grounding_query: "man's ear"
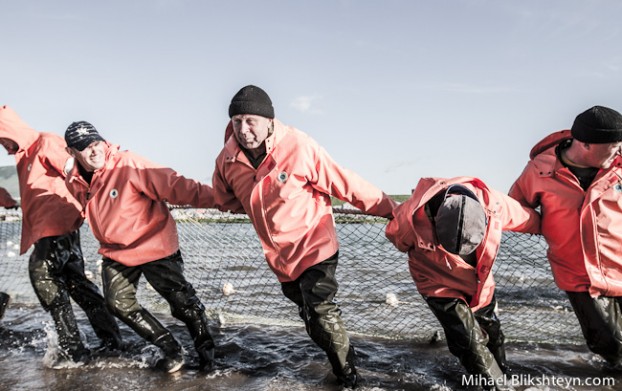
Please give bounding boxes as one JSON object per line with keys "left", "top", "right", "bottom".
{"left": 63, "top": 157, "right": 75, "bottom": 176}
{"left": 65, "top": 146, "right": 75, "bottom": 156}
{"left": 268, "top": 120, "right": 274, "bottom": 135}
{"left": 582, "top": 142, "right": 591, "bottom": 150}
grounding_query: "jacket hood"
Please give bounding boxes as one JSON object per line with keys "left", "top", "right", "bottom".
{"left": 389, "top": 176, "right": 489, "bottom": 253}
{"left": 0, "top": 106, "right": 40, "bottom": 152}
{"left": 529, "top": 130, "right": 572, "bottom": 160}
{"left": 410, "top": 177, "right": 489, "bottom": 215}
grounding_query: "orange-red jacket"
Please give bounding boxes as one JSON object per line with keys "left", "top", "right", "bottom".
{"left": 509, "top": 130, "right": 622, "bottom": 297}
{"left": 0, "top": 187, "right": 17, "bottom": 208}
{"left": 212, "top": 119, "right": 397, "bottom": 282}
{"left": 386, "top": 177, "right": 540, "bottom": 310}
{"left": 65, "top": 144, "right": 214, "bottom": 266}
{"left": 0, "top": 106, "right": 83, "bottom": 254}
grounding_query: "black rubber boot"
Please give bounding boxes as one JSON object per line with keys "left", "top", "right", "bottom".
{"left": 488, "top": 344, "right": 508, "bottom": 374}
{"left": 479, "top": 360, "right": 508, "bottom": 391}
{"left": 49, "top": 303, "right": 91, "bottom": 364}
{"left": 185, "top": 312, "right": 215, "bottom": 371}
{"left": 125, "top": 309, "right": 183, "bottom": 373}
{"left": 331, "top": 345, "right": 359, "bottom": 389}
{"left": 77, "top": 306, "right": 122, "bottom": 352}
{"left": 0, "top": 292, "right": 9, "bottom": 320}
{"left": 77, "top": 301, "right": 123, "bottom": 351}
{"left": 153, "top": 333, "right": 184, "bottom": 373}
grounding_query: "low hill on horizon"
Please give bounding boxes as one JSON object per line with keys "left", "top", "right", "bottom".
{"left": 0, "top": 166, "right": 18, "bottom": 199}
{"left": 0, "top": 165, "right": 408, "bottom": 205}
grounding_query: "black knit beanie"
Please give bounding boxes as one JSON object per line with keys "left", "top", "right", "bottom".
{"left": 228, "top": 85, "right": 275, "bottom": 119}
{"left": 571, "top": 105, "right": 622, "bottom": 144}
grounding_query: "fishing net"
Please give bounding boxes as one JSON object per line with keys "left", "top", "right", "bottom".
{"left": 0, "top": 207, "right": 581, "bottom": 344}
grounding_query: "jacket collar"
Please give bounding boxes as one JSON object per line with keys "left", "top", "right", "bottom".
{"left": 529, "top": 129, "right": 572, "bottom": 160}
{"left": 528, "top": 130, "right": 622, "bottom": 178}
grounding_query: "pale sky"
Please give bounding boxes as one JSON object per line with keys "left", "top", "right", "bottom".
{"left": 1, "top": 0, "right": 621, "bottom": 194}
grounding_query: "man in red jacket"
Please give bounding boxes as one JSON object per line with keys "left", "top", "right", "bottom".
{"left": 64, "top": 121, "right": 215, "bottom": 373}
{"left": 0, "top": 186, "right": 18, "bottom": 321}
{"left": 212, "top": 85, "right": 397, "bottom": 388}
{"left": 386, "top": 177, "right": 539, "bottom": 390}
{"left": 510, "top": 106, "right": 622, "bottom": 369}
{"left": 0, "top": 106, "right": 121, "bottom": 364}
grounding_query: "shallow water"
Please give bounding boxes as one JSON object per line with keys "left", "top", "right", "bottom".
{"left": 0, "top": 214, "right": 619, "bottom": 390}
{"left": 1, "top": 305, "right": 622, "bottom": 391}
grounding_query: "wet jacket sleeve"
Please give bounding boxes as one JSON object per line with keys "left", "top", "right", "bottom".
{"left": 489, "top": 188, "right": 541, "bottom": 234}
{"left": 211, "top": 163, "right": 245, "bottom": 214}
{"left": 40, "top": 137, "right": 70, "bottom": 179}
{"left": 309, "top": 142, "right": 397, "bottom": 218}
{"left": 133, "top": 155, "right": 214, "bottom": 208}
{"left": 508, "top": 163, "right": 541, "bottom": 209}
{"left": 385, "top": 205, "right": 414, "bottom": 253}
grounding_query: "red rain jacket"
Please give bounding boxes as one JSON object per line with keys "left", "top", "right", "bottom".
{"left": 0, "top": 106, "right": 83, "bottom": 254}
{"left": 65, "top": 144, "right": 214, "bottom": 266}
{"left": 510, "top": 130, "right": 622, "bottom": 297}
{"left": 387, "top": 177, "right": 540, "bottom": 310}
{"left": 212, "top": 119, "right": 397, "bottom": 282}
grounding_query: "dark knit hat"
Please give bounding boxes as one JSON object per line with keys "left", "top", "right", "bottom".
{"left": 65, "top": 121, "right": 105, "bottom": 151}
{"left": 228, "top": 85, "right": 275, "bottom": 119}
{"left": 571, "top": 105, "right": 622, "bottom": 144}
{"left": 433, "top": 184, "right": 487, "bottom": 256}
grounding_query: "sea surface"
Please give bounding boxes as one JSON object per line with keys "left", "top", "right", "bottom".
{"left": 1, "top": 306, "right": 620, "bottom": 391}
{"left": 0, "top": 211, "right": 621, "bottom": 390}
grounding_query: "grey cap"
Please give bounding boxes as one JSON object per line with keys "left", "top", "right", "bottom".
{"left": 433, "top": 184, "right": 487, "bottom": 256}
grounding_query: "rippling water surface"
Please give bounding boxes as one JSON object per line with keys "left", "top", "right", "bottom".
{"left": 1, "top": 304, "right": 622, "bottom": 391}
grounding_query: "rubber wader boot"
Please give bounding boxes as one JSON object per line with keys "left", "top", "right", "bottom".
{"left": 331, "top": 345, "right": 358, "bottom": 389}
{"left": 0, "top": 292, "right": 9, "bottom": 320}
{"left": 49, "top": 303, "right": 91, "bottom": 364}
{"left": 82, "top": 306, "right": 123, "bottom": 351}
{"left": 489, "top": 344, "right": 508, "bottom": 373}
{"left": 127, "top": 309, "right": 183, "bottom": 373}
{"left": 153, "top": 333, "right": 184, "bottom": 373}
{"left": 480, "top": 360, "right": 508, "bottom": 391}
{"left": 186, "top": 312, "right": 215, "bottom": 370}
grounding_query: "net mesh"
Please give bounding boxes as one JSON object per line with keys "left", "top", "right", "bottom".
{"left": 0, "top": 207, "right": 581, "bottom": 344}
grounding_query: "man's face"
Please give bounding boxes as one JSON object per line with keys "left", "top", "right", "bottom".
{"left": 69, "top": 141, "right": 107, "bottom": 172}
{"left": 231, "top": 114, "right": 272, "bottom": 150}
{"left": 0, "top": 138, "right": 18, "bottom": 155}
{"left": 584, "top": 141, "right": 622, "bottom": 169}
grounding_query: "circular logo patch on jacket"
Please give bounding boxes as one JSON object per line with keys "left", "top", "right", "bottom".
{"left": 277, "top": 171, "right": 288, "bottom": 183}
{"left": 110, "top": 189, "right": 119, "bottom": 198}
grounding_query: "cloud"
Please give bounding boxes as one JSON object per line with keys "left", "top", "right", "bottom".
{"left": 290, "top": 95, "right": 323, "bottom": 114}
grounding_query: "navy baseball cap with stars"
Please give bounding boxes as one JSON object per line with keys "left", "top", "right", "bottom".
{"left": 65, "top": 121, "right": 105, "bottom": 151}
